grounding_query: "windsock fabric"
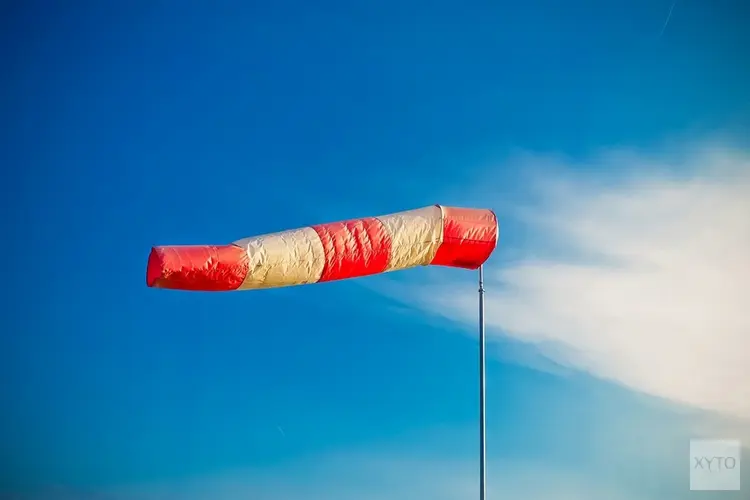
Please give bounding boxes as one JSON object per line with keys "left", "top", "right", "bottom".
{"left": 146, "top": 205, "right": 498, "bottom": 291}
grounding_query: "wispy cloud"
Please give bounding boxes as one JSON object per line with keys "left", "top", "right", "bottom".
{"left": 386, "top": 141, "right": 750, "bottom": 421}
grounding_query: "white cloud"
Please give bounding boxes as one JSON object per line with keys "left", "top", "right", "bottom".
{"left": 399, "top": 142, "right": 750, "bottom": 420}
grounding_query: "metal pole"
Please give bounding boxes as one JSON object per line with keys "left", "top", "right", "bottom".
{"left": 479, "top": 264, "right": 486, "bottom": 500}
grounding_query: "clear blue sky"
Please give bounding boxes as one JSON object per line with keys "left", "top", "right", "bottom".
{"left": 2, "top": 1, "right": 748, "bottom": 498}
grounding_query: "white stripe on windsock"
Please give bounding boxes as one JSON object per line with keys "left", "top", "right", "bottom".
{"left": 234, "top": 226, "right": 326, "bottom": 290}
{"left": 378, "top": 205, "right": 444, "bottom": 272}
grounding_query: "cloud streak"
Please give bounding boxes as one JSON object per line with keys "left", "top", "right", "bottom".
{"left": 398, "top": 141, "right": 750, "bottom": 420}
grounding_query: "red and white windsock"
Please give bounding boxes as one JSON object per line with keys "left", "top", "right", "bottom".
{"left": 146, "top": 205, "right": 498, "bottom": 291}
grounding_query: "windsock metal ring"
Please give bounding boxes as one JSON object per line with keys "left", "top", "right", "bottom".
{"left": 146, "top": 205, "right": 498, "bottom": 291}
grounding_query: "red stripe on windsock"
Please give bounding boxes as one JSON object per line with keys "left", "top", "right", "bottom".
{"left": 313, "top": 217, "right": 392, "bottom": 282}
{"left": 146, "top": 245, "right": 249, "bottom": 291}
{"left": 431, "top": 206, "right": 498, "bottom": 269}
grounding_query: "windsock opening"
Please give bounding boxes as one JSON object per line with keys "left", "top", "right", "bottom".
{"left": 146, "top": 245, "right": 249, "bottom": 291}
{"left": 430, "top": 206, "right": 498, "bottom": 270}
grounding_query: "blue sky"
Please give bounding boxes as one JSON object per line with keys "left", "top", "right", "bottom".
{"left": 2, "top": 1, "right": 749, "bottom": 498}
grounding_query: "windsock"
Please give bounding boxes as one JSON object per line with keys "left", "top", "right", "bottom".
{"left": 146, "top": 205, "right": 498, "bottom": 291}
